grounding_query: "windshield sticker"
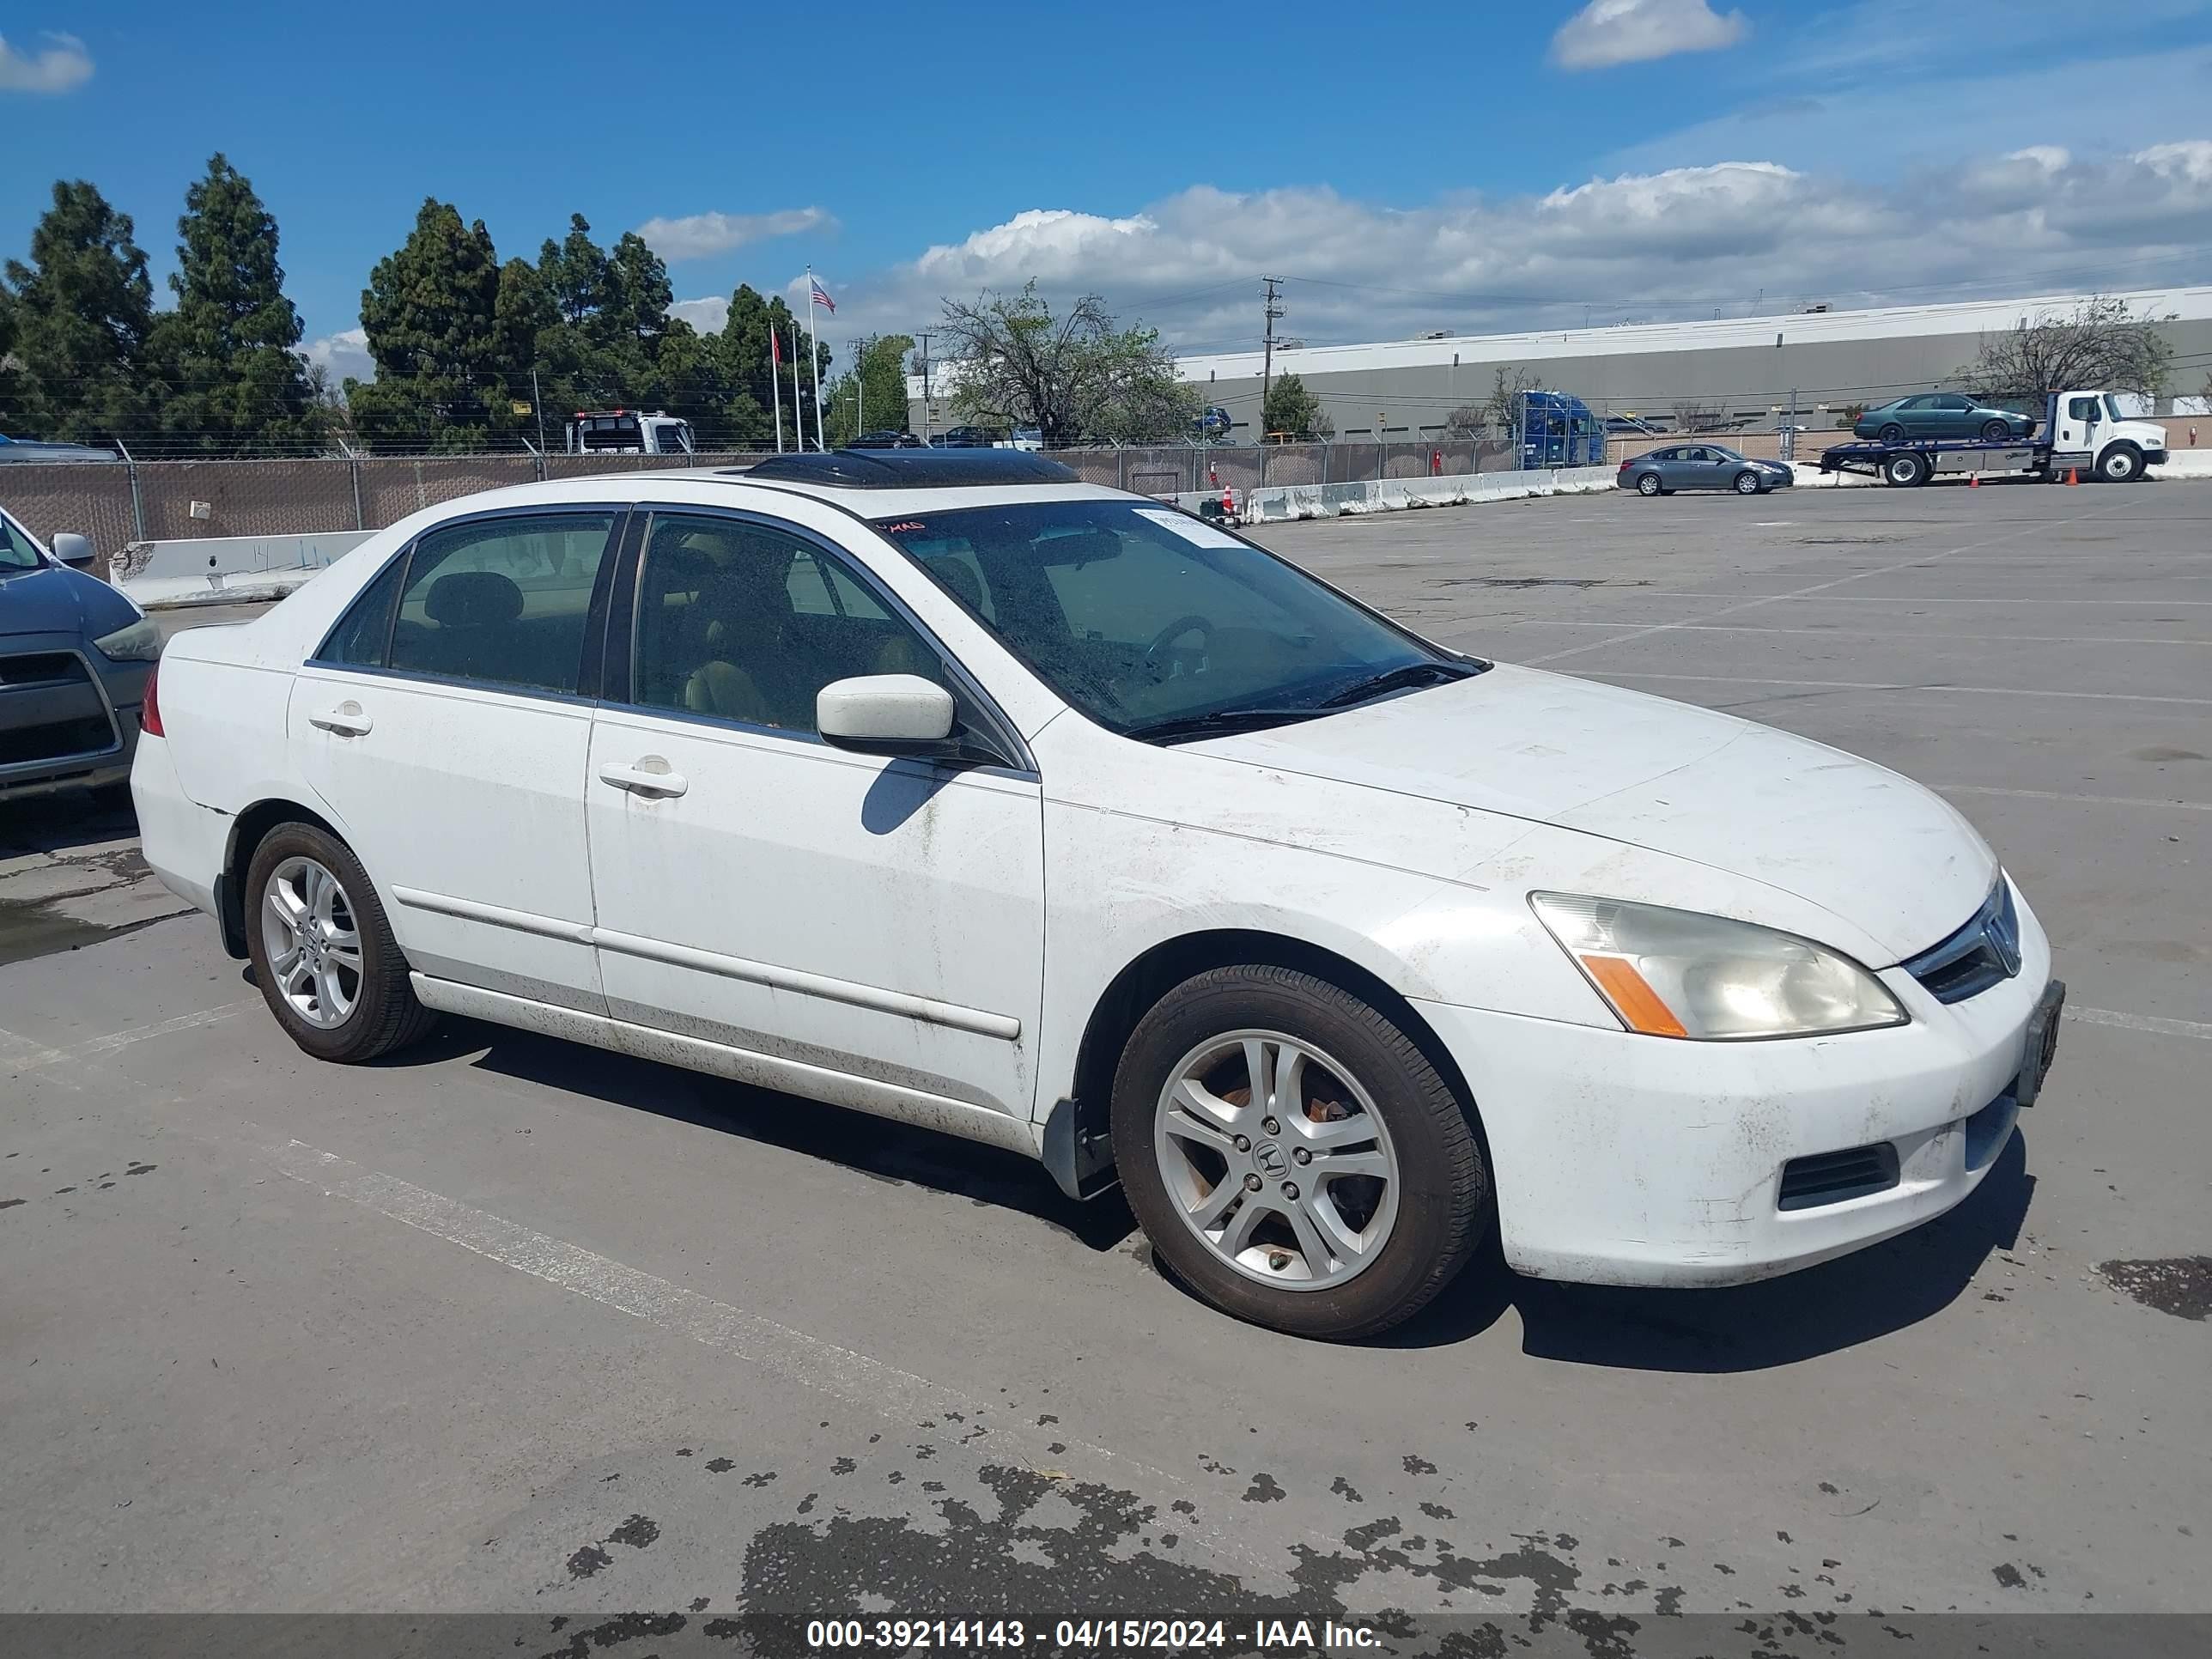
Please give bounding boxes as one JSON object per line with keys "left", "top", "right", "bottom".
{"left": 1133, "top": 507, "right": 1244, "bottom": 550}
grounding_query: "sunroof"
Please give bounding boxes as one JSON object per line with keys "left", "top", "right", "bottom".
{"left": 734, "top": 450, "right": 1082, "bottom": 488}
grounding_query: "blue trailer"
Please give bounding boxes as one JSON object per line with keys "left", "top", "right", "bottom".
{"left": 1519, "top": 392, "right": 1605, "bottom": 468}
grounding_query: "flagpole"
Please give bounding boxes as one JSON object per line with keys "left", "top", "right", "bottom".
{"left": 770, "top": 323, "right": 785, "bottom": 453}
{"left": 807, "top": 268, "right": 826, "bottom": 451}
{"left": 789, "top": 322, "right": 805, "bottom": 449}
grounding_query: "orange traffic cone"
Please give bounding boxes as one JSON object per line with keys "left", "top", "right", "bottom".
{"left": 1222, "top": 485, "right": 1235, "bottom": 518}
{"left": 1968, "top": 472, "right": 1979, "bottom": 488}
{"left": 2065, "top": 467, "right": 2079, "bottom": 485}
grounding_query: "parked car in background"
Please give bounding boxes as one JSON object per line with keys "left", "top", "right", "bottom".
{"left": 937, "top": 425, "right": 1001, "bottom": 448}
{"left": 1618, "top": 444, "right": 1794, "bottom": 496}
{"left": 0, "top": 432, "right": 119, "bottom": 464}
{"left": 2, "top": 506, "right": 159, "bottom": 802}
{"left": 998, "top": 427, "right": 1044, "bottom": 453}
{"left": 136, "top": 449, "right": 2057, "bottom": 1340}
{"left": 848, "top": 430, "right": 925, "bottom": 449}
{"left": 1854, "top": 394, "right": 2037, "bottom": 444}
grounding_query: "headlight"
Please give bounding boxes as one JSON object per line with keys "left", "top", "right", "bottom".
{"left": 92, "top": 617, "right": 162, "bottom": 662}
{"left": 1530, "top": 892, "right": 1906, "bottom": 1040}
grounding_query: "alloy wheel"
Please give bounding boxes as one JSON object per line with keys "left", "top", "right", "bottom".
{"left": 261, "top": 855, "right": 364, "bottom": 1029}
{"left": 1152, "top": 1030, "right": 1401, "bottom": 1291}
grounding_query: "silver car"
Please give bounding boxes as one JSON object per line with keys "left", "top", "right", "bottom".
{"left": 1, "top": 506, "right": 160, "bottom": 802}
{"left": 1618, "top": 444, "right": 1794, "bottom": 496}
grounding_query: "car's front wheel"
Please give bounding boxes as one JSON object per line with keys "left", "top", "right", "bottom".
{"left": 1110, "top": 964, "right": 1486, "bottom": 1339}
{"left": 1733, "top": 470, "right": 1762, "bottom": 495}
{"left": 1980, "top": 419, "right": 2012, "bottom": 442}
{"left": 245, "top": 822, "right": 437, "bottom": 1063}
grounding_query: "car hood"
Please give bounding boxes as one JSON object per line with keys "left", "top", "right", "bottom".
{"left": 1193, "top": 664, "right": 1994, "bottom": 961}
{"left": 0, "top": 563, "right": 93, "bottom": 635}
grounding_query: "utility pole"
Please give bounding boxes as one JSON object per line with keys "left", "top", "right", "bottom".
{"left": 1260, "top": 276, "right": 1285, "bottom": 439}
{"left": 532, "top": 368, "right": 547, "bottom": 455}
{"left": 916, "top": 332, "right": 933, "bottom": 441}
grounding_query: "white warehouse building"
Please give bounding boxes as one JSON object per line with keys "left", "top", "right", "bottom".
{"left": 909, "top": 285, "right": 2212, "bottom": 442}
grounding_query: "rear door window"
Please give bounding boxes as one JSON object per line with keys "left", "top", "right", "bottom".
{"left": 386, "top": 513, "right": 617, "bottom": 695}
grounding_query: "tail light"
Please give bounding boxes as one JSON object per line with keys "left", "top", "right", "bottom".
{"left": 139, "top": 662, "right": 163, "bottom": 737}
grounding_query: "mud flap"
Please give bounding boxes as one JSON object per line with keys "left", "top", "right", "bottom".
{"left": 1041, "top": 1097, "right": 1119, "bottom": 1200}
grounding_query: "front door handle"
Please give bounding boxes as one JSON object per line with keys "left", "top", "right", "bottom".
{"left": 598, "top": 758, "right": 689, "bottom": 799}
{"left": 309, "top": 702, "right": 372, "bottom": 737}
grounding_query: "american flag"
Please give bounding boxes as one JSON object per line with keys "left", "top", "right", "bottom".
{"left": 810, "top": 276, "right": 836, "bottom": 313}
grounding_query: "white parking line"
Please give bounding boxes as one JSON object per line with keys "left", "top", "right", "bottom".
{"left": 1, "top": 1000, "right": 257, "bottom": 1073}
{"left": 1631, "top": 593, "right": 2212, "bottom": 607}
{"left": 2068, "top": 1006, "right": 2212, "bottom": 1041}
{"left": 1512, "top": 622, "right": 2212, "bottom": 648}
{"left": 1526, "top": 497, "right": 2137, "bottom": 666}
{"left": 1576, "top": 671, "right": 2212, "bottom": 706}
{"left": 1937, "top": 785, "right": 2212, "bottom": 813}
{"left": 262, "top": 1136, "right": 1299, "bottom": 1580}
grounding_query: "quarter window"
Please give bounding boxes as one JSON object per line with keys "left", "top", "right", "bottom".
{"left": 384, "top": 512, "right": 617, "bottom": 694}
{"left": 629, "top": 514, "right": 944, "bottom": 734}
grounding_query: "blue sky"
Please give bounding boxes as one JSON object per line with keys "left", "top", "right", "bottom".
{"left": 6, "top": 0, "right": 2210, "bottom": 379}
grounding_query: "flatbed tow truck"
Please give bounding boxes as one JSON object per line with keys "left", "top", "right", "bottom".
{"left": 1820, "top": 389, "right": 2168, "bottom": 487}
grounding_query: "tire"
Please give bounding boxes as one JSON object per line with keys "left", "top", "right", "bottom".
{"left": 1877, "top": 422, "right": 1906, "bottom": 443}
{"left": 1883, "top": 452, "right": 1928, "bottom": 487}
{"left": 1109, "top": 964, "right": 1486, "bottom": 1340}
{"left": 244, "top": 822, "right": 438, "bottom": 1063}
{"left": 2094, "top": 444, "right": 2141, "bottom": 483}
{"left": 1732, "top": 470, "right": 1762, "bottom": 495}
{"left": 1980, "top": 419, "right": 2011, "bottom": 442}
{"left": 1636, "top": 473, "right": 1661, "bottom": 496}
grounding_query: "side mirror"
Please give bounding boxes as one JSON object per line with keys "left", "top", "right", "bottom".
{"left": 817, "top": 674, "right": 957, "bottom": 755}
{"left": 52, "top": 532, "right": 96, "bottom": 569}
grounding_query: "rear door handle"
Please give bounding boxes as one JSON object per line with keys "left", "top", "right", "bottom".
{"left": 309, "top": 702, "right": 372, "bottom": 737}
{"left": 598, "top": 758, "right": 689, "bottom": 799}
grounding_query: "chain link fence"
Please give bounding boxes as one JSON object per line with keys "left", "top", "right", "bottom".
{"left": 8, "top": 438, "right": 1559, "bottom": 559}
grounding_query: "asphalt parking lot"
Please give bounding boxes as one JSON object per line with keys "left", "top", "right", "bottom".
{"left": 3, "top": 483, "right": 2206, "bottom": 1647}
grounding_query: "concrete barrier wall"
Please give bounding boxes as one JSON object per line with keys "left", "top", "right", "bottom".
{"left": 1218, "top": 465, "right": 1619, "bottom": 524}
{"left": 115, "top": 529, "right": 377, "bottom": 608}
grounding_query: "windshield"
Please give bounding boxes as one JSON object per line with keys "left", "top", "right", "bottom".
{"left": 872, "top": 499, "right": 1479, "bottom": 739}
{"left": 2104, "top": 395, "right": 2130, "bottom": 423}
{"left": 0, "top": 514, "right": 46, "bottom": 572}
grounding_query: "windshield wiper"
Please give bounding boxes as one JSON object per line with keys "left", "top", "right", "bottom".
{"left": 1122, "top": 707, "right": 1321, "bottom": 744}
{"left": 1315, "top": 659, "right": 1478, "bottom": 709}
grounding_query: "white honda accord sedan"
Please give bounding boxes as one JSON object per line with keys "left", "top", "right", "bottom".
{"left": 132, "top": 450, "right": 2063, "bottom": 1338}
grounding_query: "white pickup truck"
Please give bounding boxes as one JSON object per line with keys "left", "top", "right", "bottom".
{"left": 565, "top": 410, "right": 696, "bottom": 456}
{"left": 1820, "top": 390, "right": 2169, "bottom": 486}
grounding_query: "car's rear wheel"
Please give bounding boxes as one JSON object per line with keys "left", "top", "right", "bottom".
{"left": 1110, "top": 964, "right": 1486, "bottom": 1340}
{"left": 1979, "top": 419, "right": 2011, "bottom": 442}
{"left": 246, "top": 823, "right": 437, "bottom": 1063}
{"left": 1733, "top": 470, "right": 1762, "bottom": 495}
{"left": 1636, "top": 473, "right": 1661, "bottom": 496}
{"left": 1884, "top": 451, "right": 1929, "bottom": 487}
{"left": 1877, "top": 422, "right": 1906, "bottom": 443}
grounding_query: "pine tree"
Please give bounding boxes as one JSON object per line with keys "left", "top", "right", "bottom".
{"left": 150, "top": 155, "right": 319, "bottom": 455}
{"left": 0, "top": 180, "right": 159, "bottom": 445}
{"left": 350, "top": 198, "right": 503, "bottom": 451}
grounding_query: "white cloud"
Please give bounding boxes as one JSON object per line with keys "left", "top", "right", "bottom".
{"left": 0, "top": 29, "right": 93, "bottom": 93}
{"left": 633, "top": 206, "right": 832, "bottom": 261}
{"left": 669, "top": 295, "right": 729, "bottom": 333}
{"left": 1552, "top": 0, "right": 1748, "bottom": 70}
{"left": 298, "top": 327, "right": 373, "bottom": 386}
{"left": 802, "top": 141, "right": 2212, "bottom": 356}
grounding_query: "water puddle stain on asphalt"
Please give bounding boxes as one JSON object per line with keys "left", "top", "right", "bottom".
{"left": 2096, "top": 1256, "right": 2211, "bottom": 1320}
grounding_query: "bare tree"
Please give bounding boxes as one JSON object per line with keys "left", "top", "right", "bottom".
{"left": 1445, "top": 403, "right": 1486, "bottom": 437}
{"left": 937, "top": 281, "right": 1195, "bottom": 447}
{"left": 1957, "top": 295, "right": 2176, "bottom": 402}
{"left": 1482, "top": 367, "right": 1546, "bottom": 436}
{"left": 1671, "top": 399, "right": 1725, "bottom": 434}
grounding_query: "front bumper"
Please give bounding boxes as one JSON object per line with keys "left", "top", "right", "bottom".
{"left": 1413, "top": 892, "right": 2053, "bottom": 1286}
{"left": 0, "top": 637, "right": 148, "bottom": 801}
{"left": 2146, "top": 448, "right": 2170, "bottom": 467}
